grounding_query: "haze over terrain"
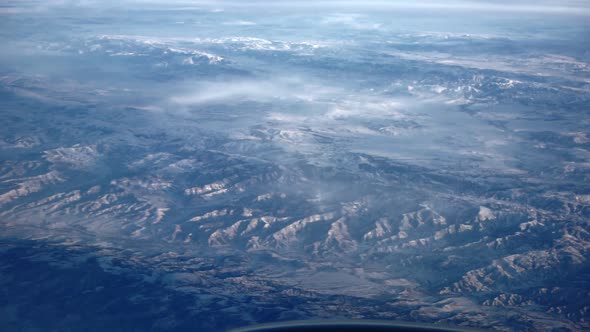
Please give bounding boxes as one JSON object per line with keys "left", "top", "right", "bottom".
{"left": 1, "top": 1, "right": 589, "bottom": 331}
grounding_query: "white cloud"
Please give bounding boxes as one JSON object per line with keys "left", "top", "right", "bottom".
{"left": 168, "top": 78, "right": 340, "bottom": 106}
{"left": 169, "top": 80, "right": 290, "bottom": 105}
{"left": 222, "top": 20, "right": 257, "bottom": 26}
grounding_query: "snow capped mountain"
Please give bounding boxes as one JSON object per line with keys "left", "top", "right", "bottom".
{"left": 1, "top": 1, "right": 589, "bottom": 331}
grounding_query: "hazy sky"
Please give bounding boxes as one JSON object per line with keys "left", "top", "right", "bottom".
{"left": 2, "top": 0, "right": 590, "bottom": 14}
{"left": 128, "top": 0, "right": 590, "bottom": 13}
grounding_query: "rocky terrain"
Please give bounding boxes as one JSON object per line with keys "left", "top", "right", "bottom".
{"left": 1, "top": 1, "right": 589, "bottom": 331}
